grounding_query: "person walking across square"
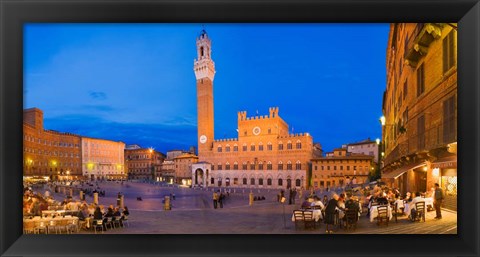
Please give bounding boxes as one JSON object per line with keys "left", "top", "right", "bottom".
{"left": 434, "top": 183, "right": 444, "bottom": 219}
{"left": 213, "top": 191, "right": 219, "bottom": 209}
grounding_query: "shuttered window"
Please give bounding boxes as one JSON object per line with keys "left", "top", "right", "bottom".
{"left": 443, "top": 31, "right": 455, "bottom": 73}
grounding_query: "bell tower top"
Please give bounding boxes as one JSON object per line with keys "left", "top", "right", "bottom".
{"left": 194, "top": 29, "right": 215, "bottom": 81}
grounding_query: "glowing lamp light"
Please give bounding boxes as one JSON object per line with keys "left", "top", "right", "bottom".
{"left": 380, "top": 116, "right": 386, "bottom": 126}
{"left": 432, "top": 168, "right": 440, "bottom": 177}
{"left": 423, "top": 166, "right": 428, "bottom": 172}
{"left": 376, "top": 138, "right": 380, "bottom": 145}
{"left": 381, "top": 152, "right": 385, "bottom": 157}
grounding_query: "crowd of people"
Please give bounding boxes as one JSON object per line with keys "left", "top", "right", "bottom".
{"left": 23, "top": 181, "right": 131, "bottom": 233}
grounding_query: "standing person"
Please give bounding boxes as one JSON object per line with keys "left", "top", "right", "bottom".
{"left": 324, "top": 193, "right": 339, "bottom": 234}
{"left": 219, "top": 192, "right": 224, "bottom": 208}
{"left": 433, "top": 183, "right": 445, "bottom": 219}
{"left": 288, "top": 187, "right": 293, "bottom": 205}
{"left": 292, "top": 188, "right": 297, "bottom": 204}
{"left": 212, "top": 191, "right": 218, "bottom": 209}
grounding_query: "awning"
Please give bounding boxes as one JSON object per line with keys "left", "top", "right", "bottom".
{"left": 431, "top": 155, "right": 457, "bottom": 169}
{"left": 382, "top": 162, "right": 426, "bottom": 179}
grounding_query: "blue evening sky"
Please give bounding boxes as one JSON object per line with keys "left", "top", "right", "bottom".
{"left": 24, "top": 23, "right": 389, "bottom": 153}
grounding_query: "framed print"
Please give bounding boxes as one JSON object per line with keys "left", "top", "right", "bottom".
{"left": 1, "top": 0, "right": 479, "bottom": 256}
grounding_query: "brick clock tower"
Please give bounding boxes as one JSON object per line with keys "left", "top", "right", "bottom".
{"left": 194, "top": 30, "right": 215, "bottom": 157}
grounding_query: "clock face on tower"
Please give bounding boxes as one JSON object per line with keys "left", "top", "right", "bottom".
{"left": 199, "top": 135, "right": 207, "bottom": 144}
{"left": 252, "top": 126, "right": 261, "bottom": 136}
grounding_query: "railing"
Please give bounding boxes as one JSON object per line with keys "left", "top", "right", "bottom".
{"left": 384, "top": 116, "right": 456, "bottom": 165}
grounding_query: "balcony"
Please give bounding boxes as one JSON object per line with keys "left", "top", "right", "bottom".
{"left": 404, "top": 23, "right": 444, "bottom": 67}
{"left": 384, "top": 116, "right": 456, "bottom": 165}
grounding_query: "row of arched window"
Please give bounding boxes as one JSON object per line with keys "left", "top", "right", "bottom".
{"left": 217, "top": 141, "right": 302, "bottom": 153}
{"left": 211, "top": 177, "right": 302, "bottom": 187}
{"left": 211, "top": 160, "right": 303, "bottom": 171}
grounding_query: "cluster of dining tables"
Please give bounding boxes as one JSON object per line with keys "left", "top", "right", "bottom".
{"left": 369, "top": 197, "right": 434, "bottom": 222}
{"left": 23, "top": 215, "right": 79, "bottom": 234}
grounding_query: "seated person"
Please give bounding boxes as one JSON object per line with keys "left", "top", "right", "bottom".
{"left": 311, "top": 196, "right": 325, "bottom": 210}
{"left": 93, "top": 206, "right": 103, "bottom": 220}
{"left": 409, "top": 192, "right": 426, "bottom": 220}
{"left": 376, "top": 193, "right": 389, "bottom": 205}
{"left": 301, "top": 197, "right": 311, "bottom": 209}
{"left": 104, "top": 205, "right": 115, "bottom": 217}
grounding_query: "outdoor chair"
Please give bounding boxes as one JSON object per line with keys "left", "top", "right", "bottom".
{"left": 23, "top": 221, "right": 36, "bottom": 234}
{"left": 303, "top": 210, "right": 316, "bottom": 230}
{"left": 104, "top": 217, "right": 114, "bottom": 229}
{"left": 413, "top": 202, "right": 426, "bottom": 222}
{"left": 391, "top": 202, "right": 398, "bottom": 223}
{"left": 93, "top": 219, "right": 104, "bottom": 234}
{"left": 293, "top": 210, "right": 304, "bottom": 230}
{"left": 121, "top": 215, "right": 129, "bottom": 227}
{"left": 68, "top": 218, "right": 79, "bottom": 233}
{"left": 58, "top": 219, "right": 70, "bottom": 234}
{"left": 376, "top": 205, "right": 389, "bottom": 226}
{"left": 47, "top": 220, "right": 60, "bottom": 234}
{"left": 34, "top": 221, "right": 48, "bottom": 234}
{"left": 344, "top": 209, "right": 358, "bottom": 231}
{"left": 112, "top": 216, "right": 122, "bottom": 228}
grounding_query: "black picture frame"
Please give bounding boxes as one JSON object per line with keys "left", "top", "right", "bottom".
{"left": 1, "top": 0, "right": 479, "bottom": 256}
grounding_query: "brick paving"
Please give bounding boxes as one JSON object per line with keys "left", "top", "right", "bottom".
{"left": 54, "top": 181, "right": 457, "bottom": 234}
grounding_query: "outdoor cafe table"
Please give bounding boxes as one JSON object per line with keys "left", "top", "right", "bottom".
{"left": 24, "top": 216, "right": 79, "bottom": 232}
{"left": 291, "top": 209, "right": 323, "bottom": 222}
{"left": 41, "top": 210, "right": 66, "bottom": 216}
{"left": 369, "top": 205, "right": 393, "bottom": 222}
{"left": 404, "top": 198, "right": 434, "bottom": 216}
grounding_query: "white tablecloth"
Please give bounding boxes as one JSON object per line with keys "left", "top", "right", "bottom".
{"left": 369, "top": 205, "right": 392, "bottom": 222}
{"left": 291, "top": 210, "right": 323, "bottom": 222}
{"left": 41, "top": 210, "right": 66, "bottom": 216}
{"left": 424, "top": 197, "right": 434, "bottom": 208}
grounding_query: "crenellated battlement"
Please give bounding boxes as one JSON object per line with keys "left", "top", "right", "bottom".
{"left": 278, "top": 133, "right": 311, "bottom": 139}
{"left": 214, "top": 138, "right": 239, "bottom": 142}
{"left": 238, "top": 107, "right": 280, "bottom": 121}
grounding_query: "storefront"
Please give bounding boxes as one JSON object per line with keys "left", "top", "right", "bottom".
{"left": 432, "top": 156, "right": 457, "bottom": 211}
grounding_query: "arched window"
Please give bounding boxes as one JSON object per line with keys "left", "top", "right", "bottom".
{"left": 243, "top": 178, "right": 247, "bottom": 185}
{"left": 250, "top": 143, "right": 255, "bottom": 151}
{"left": 200, "top": 46, "right": 204, "bottom": 57}
{"left": 233, "top": 144, "right": 238, "bottom": 152}
{"left": 267, "top": 161, "right": 272, "bottom": 170}
{"left": 296, "top": 161, "right": 302, "bottom": 170}
{"left": 278, "top": 179, "right": 283, "bottom": 186}
{"left": 296, "top": 179, "right": 301, "bottom": 187}
{"left": 217, "top": 163, "right": 222, "bottom": 170}
{"left": 259, "top": 178, "right": 264, "bottom": 185}
{"left": 233, "top": 162, "right": 238, "bottom": 170}
{"left": 258, "top": 143, "right": 264, "bottom": 151}
{"left": 250, "top": 162, "right": 255, "bottom": 170}
{"left": 258, "top": 162, "right": 264, "bottom": 170}
{"left": 287, "top": 141, "right": 293, "bottom": 150}
{"left": 296, "top": 140, "right": 302, "bottom": 149}
{"left": 225, "top": 145, "right": 231, "bottom": 152}
{"left": 250, "top": 178, "right": 255, "bottom": 185}
{"left": 242, "top": 162, "right": 247, "bottom": 170}
{"left": 267, "top": 178, "right": 272, "bottom": 185}
{"left": 217, "top": 145, "right": 222, "bottom": 153}
{"left": 278, "top": 161, "right": 283, "bottom": 170}
{"left": 225, "top": 162, "right": 230, "bottom": 170}
{"left": 287, "top": 161, "right": 292, "bottom": 170}
{"left": 242, "top": 143, "right": 247, "bottom": 151}
{"left": 267, "top": 142, "right": 273, "bottom": 151}
{"left": 278, "top": 142, "right": 284, "bottom": 150}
